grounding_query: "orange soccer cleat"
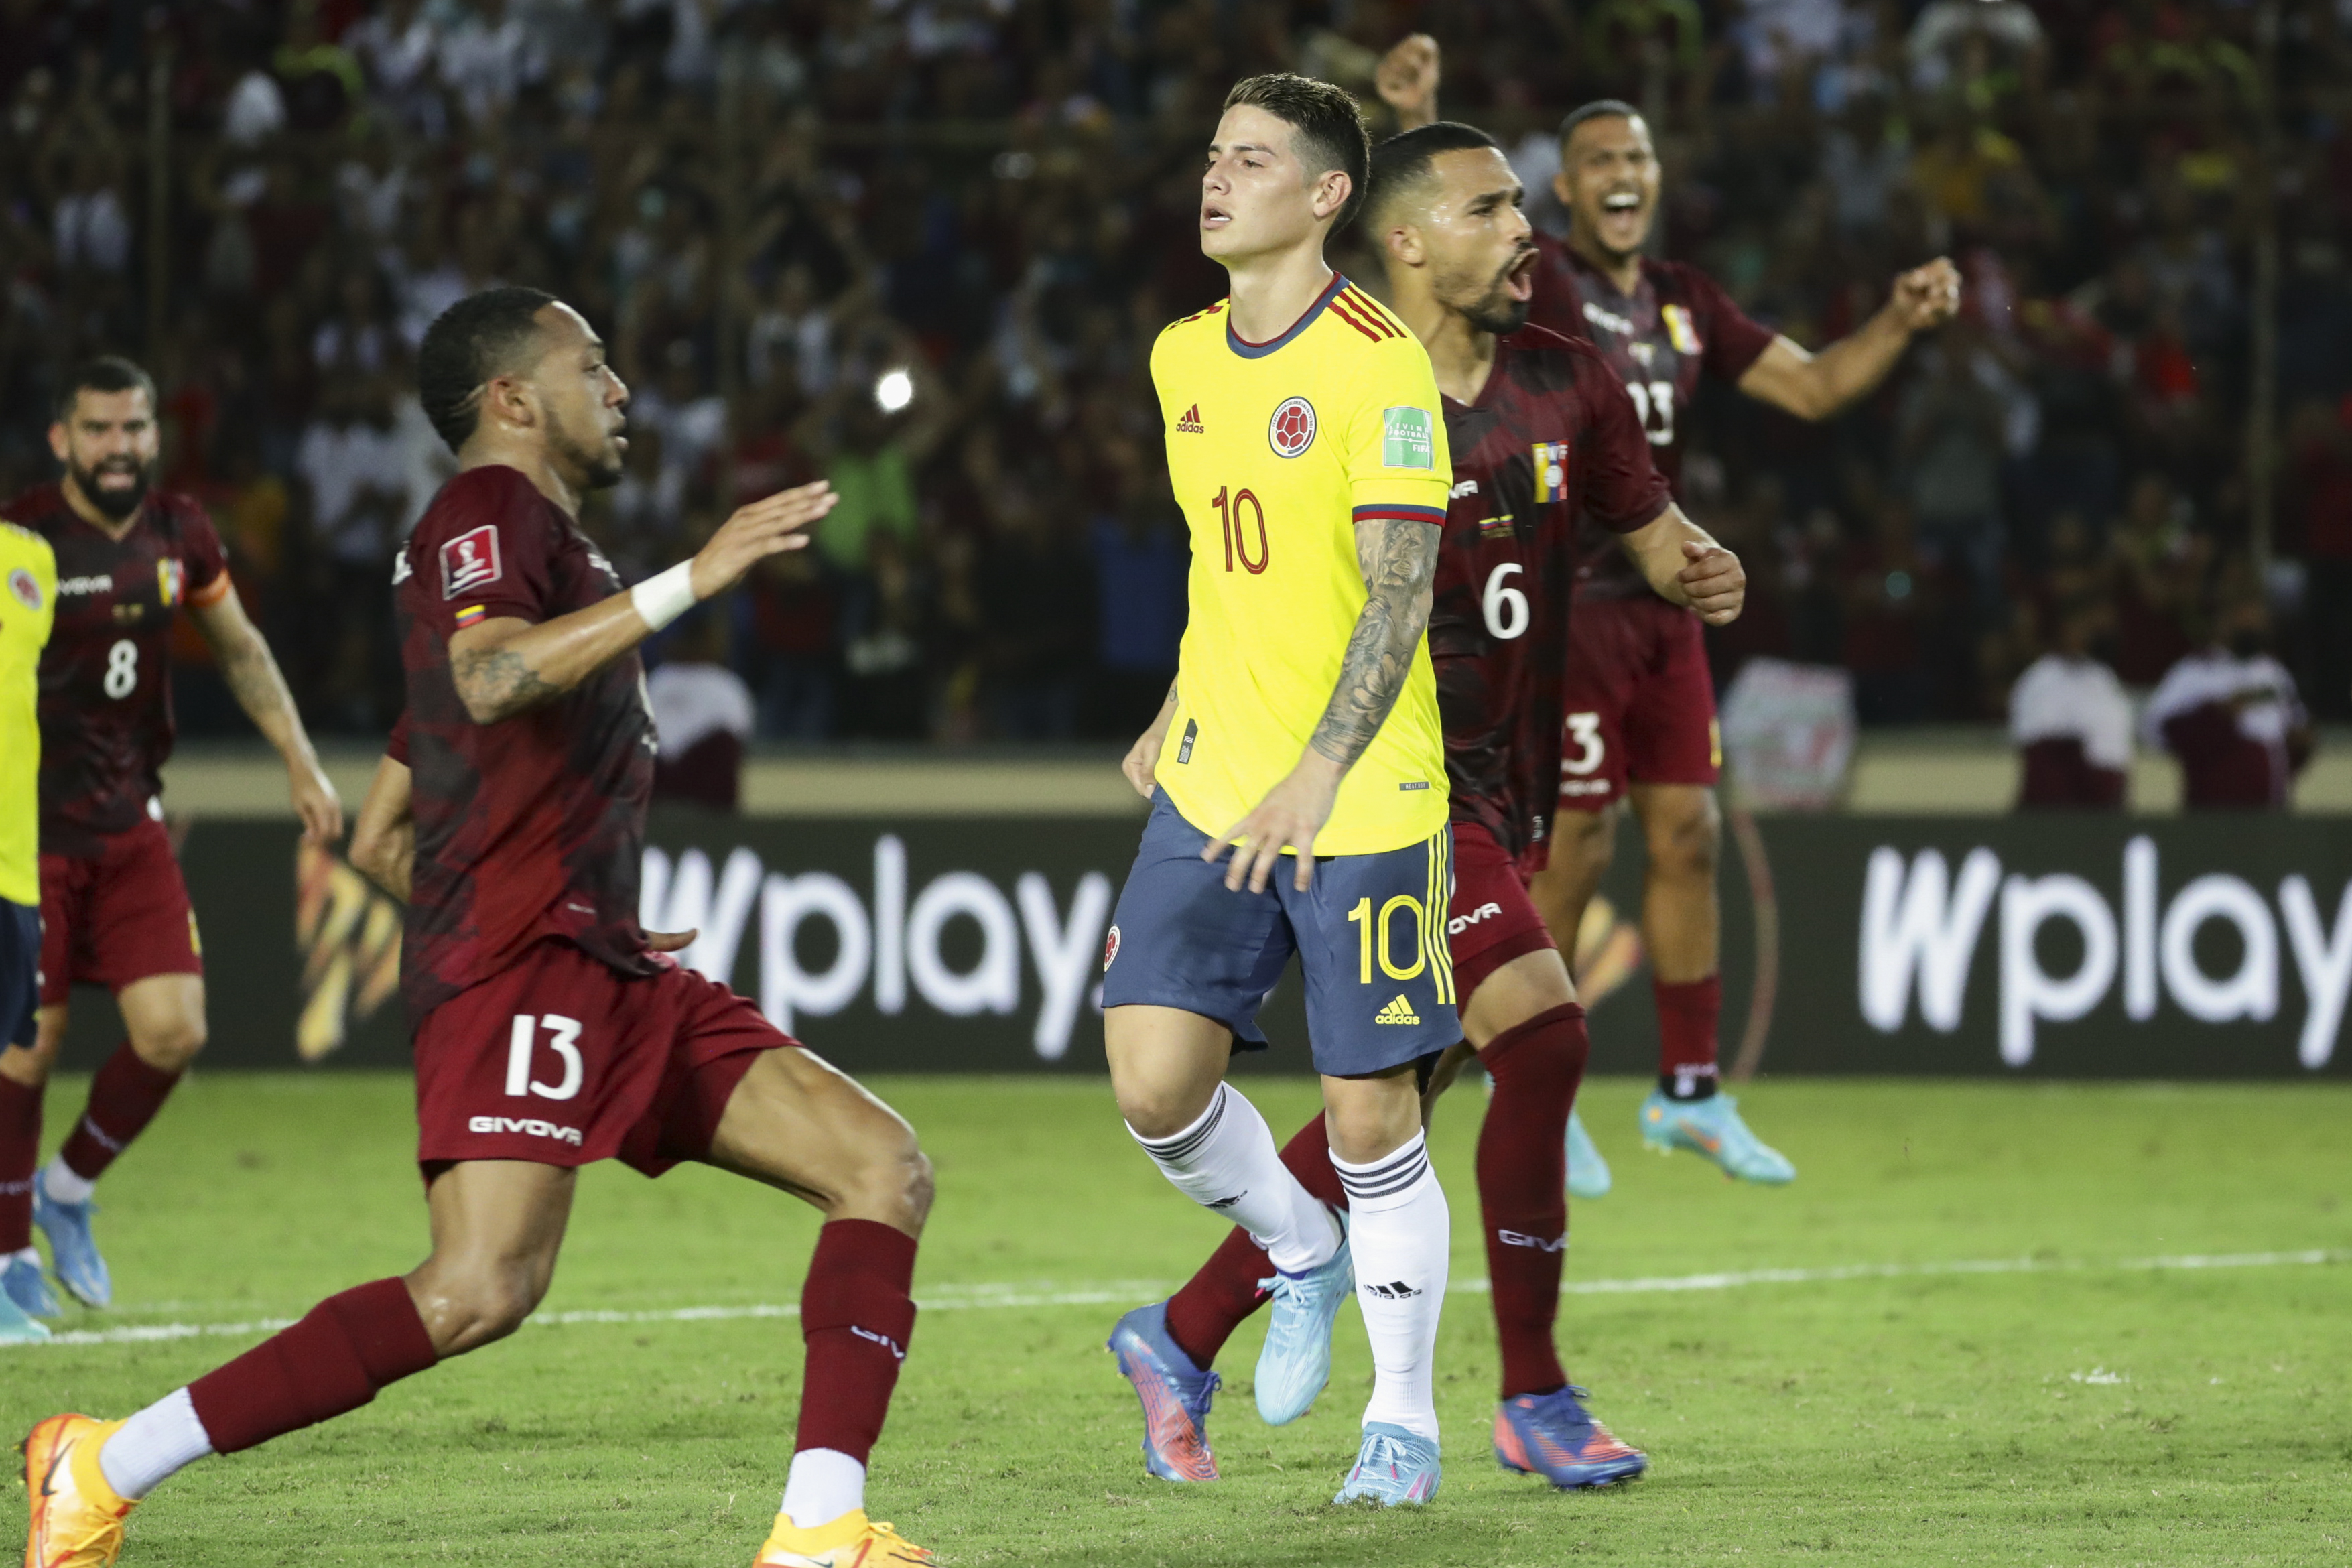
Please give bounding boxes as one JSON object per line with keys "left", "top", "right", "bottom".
{"left": 21, "top": 1415, "right": 135, "bottom": 1568}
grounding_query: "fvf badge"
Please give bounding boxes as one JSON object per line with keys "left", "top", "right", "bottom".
{"left": 1532, "top": 442, "right": 1571, "bottom": 503}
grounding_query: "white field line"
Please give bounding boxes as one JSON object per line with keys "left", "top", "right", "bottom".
{"left": 14, "top": 1250, "right": 2343, "bottom": 1350}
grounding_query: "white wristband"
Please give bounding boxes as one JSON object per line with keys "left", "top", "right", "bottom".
{"left": 629, "top": 561, "right": 697, "bottom": 633}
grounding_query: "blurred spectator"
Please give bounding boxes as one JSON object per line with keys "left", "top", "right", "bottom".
{"left": 650, "top": 612, "right": 753, "bottom": 811}
{"left": 2142, "top": 595, "right": 2315, "bottom": 811}
{"left": 2011, "top": 598, "right": 2131, "bottom": 809}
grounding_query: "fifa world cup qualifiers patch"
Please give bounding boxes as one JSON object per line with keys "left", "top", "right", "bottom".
{"left": 441, "top": 525, "right": 503, "bottom": 599}
{"left": 1382, "top": 407, "right": 1435, "bottom": 470}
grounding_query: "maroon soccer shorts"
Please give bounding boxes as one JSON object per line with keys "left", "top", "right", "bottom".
{"left": 412, "top": 939, "right": 795, "bottom": 1178}
{"left": 37, "top": 818, "right": 205, "bottom": 1006}
{"left": 1557, "top": 596, "right": 1722, "bottom": 815}
{"left": 1447, "top": 819, "right": 1559, "bottom": 1006}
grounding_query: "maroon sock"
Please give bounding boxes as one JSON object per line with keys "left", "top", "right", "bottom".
{"left": 187, "top": 1277, "right": 438, "bottom": 1453}
{"left": 1163, "top": 1113, "right": 1346, "bottom": 1370}
{"left": 1654, "top": 975, "right": 1723, "bottom": 1100}
{"left": 795, "top": 1219, "right": 918, "bottom": 1463}
{"left": 1478, "top": 1003, "right": 1589, "bottom": 1400}
{"left": 0, "top": 1076, "right": 38, "bottom": 1253}
{"left": 59, "top": 1041, "right": 182, "bottom": 1181}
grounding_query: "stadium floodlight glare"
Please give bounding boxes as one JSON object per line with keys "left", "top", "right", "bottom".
{"left": 874, "top": 367, "right": 914, "bottom": 413}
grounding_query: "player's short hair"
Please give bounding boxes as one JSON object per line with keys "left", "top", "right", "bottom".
{"left": 1222, "top": 73, "right": 1372, "bottom": 231}
{"left": 417, "top": 285, "right": 561, "bottom": 453}
{"left": 53, "top": 356, "right": 157, "bottom": 423}
{"left": 1364, "top": 121, "right": 1502, "bottom": 235}
{"left": 1558, "top": 98, "right": 1644, "bottom": 153}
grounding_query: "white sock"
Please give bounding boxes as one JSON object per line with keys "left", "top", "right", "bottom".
{"left": 1129, "top": 1083, "right": 1337, "bottom": 1275}
{"left": 7, "top": 1246, "right": 36, "bottom": 1268}
{"left": 780, "top": 1447, "right": 866, "bottom": 1529}
{"left": 99, "top": 1388, "right": 214, "bottom": 1500}
{"left": 1333, "top": 1131, "right": 1449, "bottom": 1445}
{"left": 41, "top": 1157, "right": 95, "bottom": 1207}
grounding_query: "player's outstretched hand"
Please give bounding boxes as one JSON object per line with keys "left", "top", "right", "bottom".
{"left": 1891, "top": 257, "right": 1962, "bottom": 332}
{"left": 1678, "top": 539, "right": 1746, "bottom": 625}
{"left": 290, "top": 757, "right": 344, "bottom": 845}
{"left": 688, "top": 482, "right": 837, "bottom": 602}
{"left": 1377, "top": 34, "right": 1441, "bottom": 129}
{"left": 645, "top": 928, "right": 700, "bottom": 952}
{"left": 1207, "top": 759, "right": 1342, "bottom": 894}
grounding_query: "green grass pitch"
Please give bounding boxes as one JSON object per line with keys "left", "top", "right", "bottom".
{"left": 5, "top": 1073, "right": 2349, "bottom": 1565}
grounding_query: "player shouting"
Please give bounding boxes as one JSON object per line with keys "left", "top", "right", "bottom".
{"left": 0, "top": 357, "right": 342, "bottom": 1319}
{"left": 1382, "top": 43, "right": 1957, "bottom": 1189}
{"left": 24, "top": 290, "right": 937, "bottom": 1568}
{"left": 1118, "top": 123, "right": 1748, "bottom": 1492}
{"left": 1100, "top": 75, "right": 1460, "bottom": 1506}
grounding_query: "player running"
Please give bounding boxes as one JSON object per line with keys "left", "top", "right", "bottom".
{"left": 1382, "top": 44, "right": 1957, "bottom": 1190}
{"left": 1117, "top": 122, "right": 1748, "bottom": 1493}
{"left": 1101, "top": 74, "right": 1461, "bottom": 1506}
{"left": 0, "top": 511, "right": 55, "bottom": 1344}
{"left": 1, "top": 356, "right": 342, "bottom": 1317}
{"left": 24, "top": 289, "right": 937, "bottom": 1568}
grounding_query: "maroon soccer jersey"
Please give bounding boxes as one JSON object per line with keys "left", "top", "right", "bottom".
{"left": 9, "top": 484, "right": 231, "bottom": 856}
{"left": 394, "top": 464, "right": 659, "bottom": 1021}
{"left": 1431, "top": 326, "right": 1672, "bottom": 860}
{"left": 1524, "top": 234, "right": 1775, "bottom": 600}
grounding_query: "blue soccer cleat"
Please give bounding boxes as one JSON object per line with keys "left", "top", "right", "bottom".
{"left": 1494, "top": 1385, "right": 1648, "bottom": 1488}
{"left": 1254, "top": 1218, "right": 1352, "bottom": 1426}
{"left": 1108, "top": 1301, "right": 1222, "bottom": 1482}
{"left": 1565, "top": 1108, "right": 1611, "bottom": 1199}
{"left": 1638, "top": 1090, "right": 1795, "bottom": 1185}
{"left": 2, "top": 1250, "right": 60, "bottom": 1317}
{"left": 0, "top": 1288, "right": 47, "bottom": 1344}
{"left": 33, "top": 1186, "right": 112, "bottom": 1308}
{"left": 1333, "top": 1422, "right": 1441, "bottom": 1506}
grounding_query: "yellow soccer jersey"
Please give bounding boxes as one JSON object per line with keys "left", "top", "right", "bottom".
{"left": 0, "top": 521, "right": 57, "bottom": 905}
{"left": 1151, "top": 275, "right": 1451, "bottom": 856}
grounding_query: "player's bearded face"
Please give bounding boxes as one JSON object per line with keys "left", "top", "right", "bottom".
{"left": 1559, "top": 117, "right": 1661, "bottom": 263}
{"left": 1428, "top": 150, "right": 1537, "bottom": 336}
{"left": 57, "top": 391, "right": 160, "bottom": 521}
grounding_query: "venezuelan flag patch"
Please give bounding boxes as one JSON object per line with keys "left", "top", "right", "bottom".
{"left": 455, "top": 604, "right": 487, "bottom": 627}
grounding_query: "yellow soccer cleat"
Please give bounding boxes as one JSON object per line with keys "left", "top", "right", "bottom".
{"left": 21, "top": 1414, "right": 135, "bottom": 1568}
{"left": 753, "top": 1508, "right": 934, "bottom": 1567}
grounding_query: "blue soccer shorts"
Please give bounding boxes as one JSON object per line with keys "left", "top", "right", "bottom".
{"left": 1100, "top": 791, "right": 1459, "bottom": 1076}
{"left": 1, "top": 899, "right": 37, "bottom": 1049}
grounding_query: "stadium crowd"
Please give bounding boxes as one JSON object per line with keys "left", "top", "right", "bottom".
{"left": 3, "top": 0, "right": 2349, "bottom": 744}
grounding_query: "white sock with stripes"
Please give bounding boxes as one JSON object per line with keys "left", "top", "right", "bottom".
{"left": 1333, "top": 1131, "right": 1448, "bottom": 1444}
{"left": 1130, "top": 1082, "right": 1338, "bottom": 1275}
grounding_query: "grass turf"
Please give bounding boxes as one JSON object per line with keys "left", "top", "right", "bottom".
{"left": 3, "top": 1073, "right": 2348, "bottom": 1566}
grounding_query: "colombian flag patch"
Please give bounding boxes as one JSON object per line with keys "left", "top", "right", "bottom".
{"left": 455, "top": 604, "right": 487, "bottom": 627}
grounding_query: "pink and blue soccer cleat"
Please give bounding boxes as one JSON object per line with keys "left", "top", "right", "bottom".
{"left": 1108, "top": 1301, "right": 1222, "bottom": 1482}
{"left": 1494, "top": 1385, "right": 1648, "bottom": 1488}
{"left": 1333, "top": 1422, "right": 1441, "bottom": 1506}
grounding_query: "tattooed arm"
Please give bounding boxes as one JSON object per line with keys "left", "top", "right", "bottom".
{"left": 1206, "top": 517, "right": 1441, "bottom": 894}
{"left": 1307, "top": 517, "right": 1441, "bottom": 768}
{"left": 190, "top": 588, "right": 343, "bottom": 843}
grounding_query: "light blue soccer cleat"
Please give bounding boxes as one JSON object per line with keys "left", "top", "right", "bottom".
{"left": 33, "top": 1186, "right": 112, "bottom": 1307}
{"left": 1, "top": 1250, "right": 60, "bottom": 1317}
{"left": 1638, "top": 1090, "right": 1795, "bottom": 1185}
{"left": 1565, "top": 1109, "right": 1611, "bottom": 1199}
{"left": 1108, "top": 1301, "right": 1223, "bottom": 1482}
{"left": 1333, "top": 1422, "right": 1441, "bottom": 1506}
{"left": 0, "top": 1287, "right": 48, "bottom": 1344}
{"left": 1253, "top": 1218, "right": 1352, "bottom": 1426}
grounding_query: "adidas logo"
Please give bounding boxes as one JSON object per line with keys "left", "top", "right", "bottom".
{"left": 1362, "top": 1279, "right": 1423, "bottom": 1300}
{"left": 1374, "top": 994, "right": 1420, "bottom": 1025}
{"left": 1205, "top": 1191, "right": 1247, "bottom": 1210}
{"left": 1175, "top": 403, "right": 1205, "bottom": 434}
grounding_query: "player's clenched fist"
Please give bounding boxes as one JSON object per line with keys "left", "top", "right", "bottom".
{"left": 1677, "top": 539, "right": 1745, "bottom": 625}
{"left": 688, "top": 481, "right": 837, "bottom": 600}
{"left": 1890, "top": 257, "right": 1962, "bottom": 332}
